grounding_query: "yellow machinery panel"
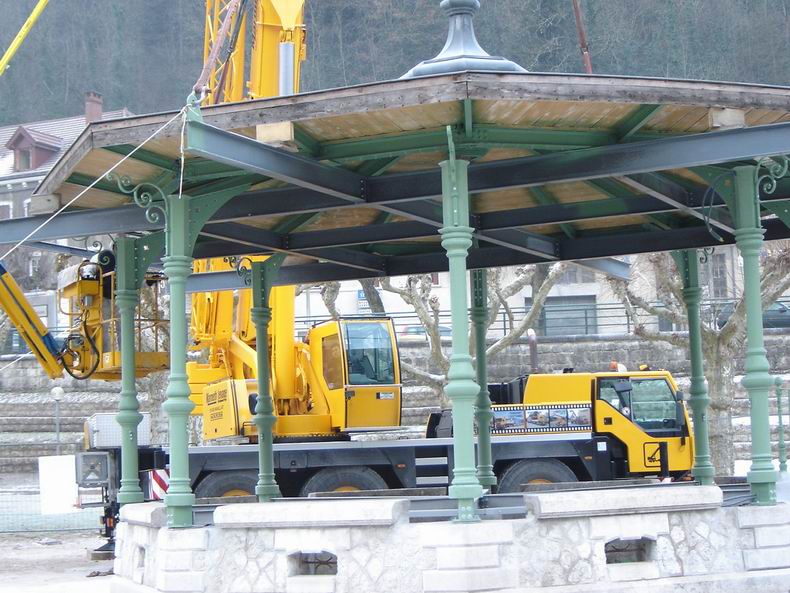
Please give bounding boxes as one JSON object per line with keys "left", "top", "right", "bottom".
{"left": 203, "top": 379, "right": 253, "bottom": 440}
{"left": 523, "top": 373, "right": 594, "bottom": 406}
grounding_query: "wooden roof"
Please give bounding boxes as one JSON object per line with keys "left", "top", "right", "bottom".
{"left": 22, "top": 71, "right": 790, "bottom": 283}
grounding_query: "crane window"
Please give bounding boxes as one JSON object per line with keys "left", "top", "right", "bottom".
{"left": 321, "top": 334, "right": 344, "bottom": 390}
{"left": 344, "top": 322, "right": 395, "bottom": 385}
{"left": 599, "top": 378, "right": 679, "bottom": 431}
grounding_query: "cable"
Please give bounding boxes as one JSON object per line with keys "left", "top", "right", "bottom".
{"left": 1, "top": 106, "right": 187, "bottom": 262}
{"left": 701, "top": 170, "right": 734, "bottom": 243}
{"left": 0, "top": 352, "right": 33, "bottom": 373}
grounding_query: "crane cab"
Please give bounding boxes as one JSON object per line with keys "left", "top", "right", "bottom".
{"left": 202, "top": 317, "right": 401, "bottom": 441}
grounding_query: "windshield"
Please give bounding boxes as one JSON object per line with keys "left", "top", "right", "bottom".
{"left": 599, "top": 378, "right": 679, "bottom": 431}
{"left": 344, "top": 321, "right": 396, "bottom": 385}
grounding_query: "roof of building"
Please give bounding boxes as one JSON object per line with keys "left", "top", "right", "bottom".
{"left": 0, "top": 108, "right": 132, "bottom": 182}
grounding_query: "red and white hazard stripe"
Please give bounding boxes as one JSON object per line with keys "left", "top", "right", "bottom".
{"left": 150, "top": 469, "right": 169, "bottom": 500}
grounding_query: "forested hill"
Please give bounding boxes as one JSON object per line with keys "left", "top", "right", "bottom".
{"left": 1, "top": 0, "right": 789, "bottom": 126}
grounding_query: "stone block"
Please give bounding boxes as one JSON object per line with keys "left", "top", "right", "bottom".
{"left": 607, "top": 561, "right": 660, "bottom": 582}
{"left": 214, "top": 499, "right": 407, "bottom": 528}
{"left": 274, "top": 527, "right": 351, "bottom": 552}
{"left": 157, "top": 527, "right": 210, "bottom": 551}
{"left": 743, "top": 546, "right": 790, "bottom": 570}
{"left": 285, "top": 575, "right": 336, "bottom": 593}
{"left": 737, "top": 503, "right": 790, "bottom": 528}
{"left": 155, "top": 569, "right": 205, "bottom": 592}
{"left": 158, "top": 550, "right": 196, "bottom": 572}
{"left": 120, "top": 502, "right": 167, "bottom": 527}
{"left": 418, "top": 521, "right": 514, "bottom": 547}
{"left": 590, "top": 513, "right": 669, "bottom": 541}
{"left": 754, "top": 524, "right": 790, "bottom": 548}
{"left": 526, "top": 486, "right": 722, "bottom": 518}
{"left": 422, "top": 566, "right": 518, "bottom": 592}
{"left": 436, "top": 544, "right": 500, "bottom": 569}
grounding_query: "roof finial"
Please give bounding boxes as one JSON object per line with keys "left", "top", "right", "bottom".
{"left": 401, "top": 0, "right": 526, "bottom": 79}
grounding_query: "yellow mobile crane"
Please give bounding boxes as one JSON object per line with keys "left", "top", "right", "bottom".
{"left": 0, "top": 0, "right": 50, "bottom": 77}
{"left": 190, "top": 1, "right": 402, "bottom": 441}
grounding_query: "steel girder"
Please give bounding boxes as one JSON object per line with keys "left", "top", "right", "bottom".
{"left": 185, "top": 218, "right": 790, "bottom": 292}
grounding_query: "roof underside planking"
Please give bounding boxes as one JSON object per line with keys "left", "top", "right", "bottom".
{"left": 10, "top": 71, "right": 790, "bottom": 289}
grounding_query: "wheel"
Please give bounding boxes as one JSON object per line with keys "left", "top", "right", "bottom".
{"left": 194, "top": 470, "right": 258, "bottom": 498}
{"left": 497, "top": 459, "right": 578, "bottom": 493}
{"left": 298, "top": 466, "right": 388, "bottom": 497}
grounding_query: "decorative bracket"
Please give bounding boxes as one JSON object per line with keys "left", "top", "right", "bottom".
{"left": 107, "top": 172, "right": 168, "bottom": 225}
{"left": 755, "top": 155, "right": 790, "bottom": 196}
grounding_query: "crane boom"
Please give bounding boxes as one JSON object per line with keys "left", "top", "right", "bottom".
{"left": 0, "top": 0, "right": 50, "bottom": 77}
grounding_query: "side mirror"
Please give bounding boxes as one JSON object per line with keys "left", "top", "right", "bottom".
{"left": 676, "top": 390, "right": 690, "bottom": 402}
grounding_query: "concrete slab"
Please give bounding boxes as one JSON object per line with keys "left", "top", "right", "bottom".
{"left": 119, "top": 502, "right": 166, "bottom": 528}
{"left": 213, "top": 498, "right": 408, "bottom": 528}
{"left": 525, "top": 485, "right": 722, "bottom": 519}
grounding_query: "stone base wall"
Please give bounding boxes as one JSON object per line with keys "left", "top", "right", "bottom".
{"left": 112, "top": 487, "right": 790, "bottom": 593}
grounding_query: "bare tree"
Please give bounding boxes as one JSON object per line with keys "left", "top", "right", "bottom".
{"left": 608, "top": 245, "right": 790, "bottom": 475}
{"left": 380, "top": 263, "right": 567, "bottom": 405}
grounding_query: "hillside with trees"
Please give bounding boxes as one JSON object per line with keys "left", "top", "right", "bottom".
{"left": 1, "top": 0, "right": 790, "bottom": 125}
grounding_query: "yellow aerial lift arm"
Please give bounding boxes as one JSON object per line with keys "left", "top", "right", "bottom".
{"left": 0, "top": 0, "right": 50, "bottom": 77}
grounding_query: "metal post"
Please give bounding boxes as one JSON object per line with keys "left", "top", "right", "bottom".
{"left": 677, "top": 249, "right": 715, "bottom": 485}
{"left": 162, "top": 196, "right": 196, "bottom": 526}
{"left": 776, "top": 376, "right": 787, "bottom": 474}
{"left": 250, "top": 259, "right": 282, "bottom": 501}
{"left": 471, "top": 269, "right": 495, "bottom": 490}
{"left": 51, "top": 386, "right": 63, "bottom": 456}
{"left": 278, "top": 42, "right": 295, "bottom": 96}
{"left": 440, "top": 147, "right": 483, "bottom": 522}
{"left": 114, "top": 237, "right": 144, "bottom": 504}
{"left": 733, "top": 166, "right": 777, "bottom": 505}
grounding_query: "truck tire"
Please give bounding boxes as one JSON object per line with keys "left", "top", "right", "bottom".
{"left": 497, "top": 459, "right": 577, "bottom": 493}
{"left": 299, "top": 466, "right": 388, "bottom": 496}
{"left": 194, "top": 470, "right": 259, "bottom": 498}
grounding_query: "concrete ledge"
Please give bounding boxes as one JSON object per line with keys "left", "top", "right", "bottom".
{"left": 525, "top": 485, "right": 722, "bottom": 519}
{"left": 213, "top": 498, "right": 408, "bottom": 528}
{"left": 737, "top": 503, "right": 790, "bottom": 528}
{"left": 120, "top": 502, "right": 167, "bottom": 527}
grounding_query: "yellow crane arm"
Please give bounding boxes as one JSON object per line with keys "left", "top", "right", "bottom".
{"left": 0, "top": 0, "right": 50, "bottom": 77}
{"left": 0, "top": 261, "right": 62, "bottom": 379}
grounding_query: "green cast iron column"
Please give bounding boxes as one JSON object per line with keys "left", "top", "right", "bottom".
{"left": 679, "top": 250, "right": 715, "bottom": 485}
{"left": 250, "top": 259, "right": 282, "bottom": 501}
{"left": 734, "top": 166, "right": 777, "bottom": 505}
{"left": 776, "top": 376, "right": 787, "bottom": 474}
{"left": 440, "top": 155, "right": 483, "bottom": 521}
{"left": 162, "top": 196, "right": 196, "bottom": 526}
{"left": 114, "top": 237, "right": 144, "bottom": 504}
{"left": 471, "top": 269, "right": 496, "bottom": 489}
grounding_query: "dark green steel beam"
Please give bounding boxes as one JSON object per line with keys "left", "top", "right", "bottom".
{"left": 615, "top": 104, "right": 662, "bottom": 140}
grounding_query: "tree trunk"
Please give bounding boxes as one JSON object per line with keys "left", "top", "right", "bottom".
{"left": 704, "top": 344, "right": 736, "bottom": 476}
{"left": 359, "top": 278, "right": 385, "bottom": 314}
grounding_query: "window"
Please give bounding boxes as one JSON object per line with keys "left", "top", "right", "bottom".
{"left": 321, "top": 334, "right": 343, "bottom": 390}
{"left": 599, "top": 378, "right": 679, "bottom": 433}
{"left": 344, "top": 321, "right": 395, "bottom": 385}
{"left": 529, "top": 295, "right": 598, "bottom": 336}
{"left": 15, "top": 149, "right": 31, "bottom": 171}
{"left": 29, "top": 252, "right": 42, "bottom": 276}
{"left": 701, "top": 253, "right": 729, "bottom": 299}
{"left": 558, "top": 265, "right": 595, "bottom": 285}
{"left": 0, "top": 203, "right": 11, "bottom": 220}
{"left": 23, "top": 198, "right": 31, "bottom": 217}
{"left": 430, "top": 272, "right": 440, "bottom": 285}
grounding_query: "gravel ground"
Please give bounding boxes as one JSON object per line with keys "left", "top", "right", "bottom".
{"left": 0, "top": 530, "right": 113, "bottom": 593}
